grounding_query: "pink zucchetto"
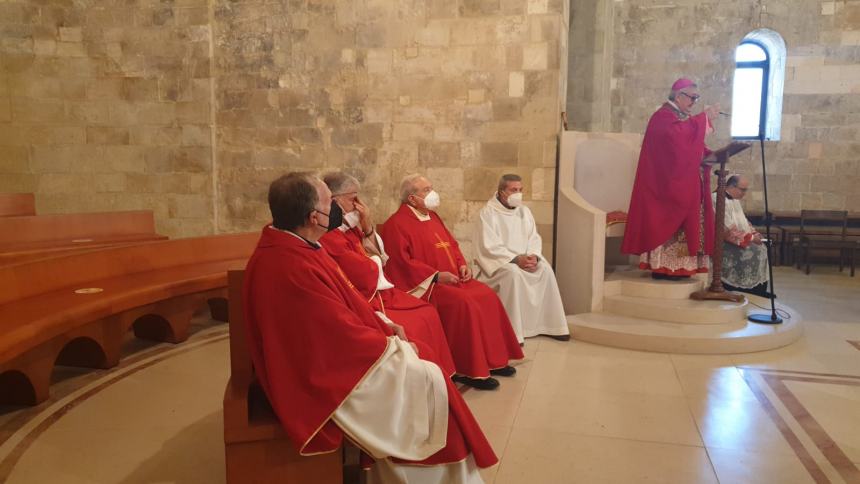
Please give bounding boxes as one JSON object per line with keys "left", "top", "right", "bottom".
{"left": 671, "top": 78, "right": 695, "bottom": 90}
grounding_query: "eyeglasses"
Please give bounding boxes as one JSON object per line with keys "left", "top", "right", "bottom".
{"left": 679, "top": 92, "right": 700, "bottom": 102}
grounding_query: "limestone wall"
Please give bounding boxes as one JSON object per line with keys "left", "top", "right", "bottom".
{"left": 2, "top": 0, "right": 569, "bottom": 258}
{"left": 0, "top": 0, "right": 216, "bottom": 237}
{"left": 566, "top": 0, "right": 860, "bottom": 213}
{"left": 213, "top": 0, "right": 569, "bottom": 260}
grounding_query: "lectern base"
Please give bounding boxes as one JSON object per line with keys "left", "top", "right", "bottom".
{"left": 748, "top": 312, "right": 783, "bottom": 325}
{"left": 689, "top": 290, "right": 746, "bottom": 303}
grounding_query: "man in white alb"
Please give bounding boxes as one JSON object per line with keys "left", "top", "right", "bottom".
{"left": 473, "top": 174, "right": 570, "bottom": 344}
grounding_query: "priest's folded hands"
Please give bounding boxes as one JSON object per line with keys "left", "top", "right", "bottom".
{"left": 437, "top": 271, "right": 460, "bottom": 285}
{"left": 458, "top": 264, "right": 472, "bottom": 282}
{"left": 374, "top": 310, "right": 420, "bottom": 356}
{"left": 513, "top": 254, "right": 539, "bottom": 273}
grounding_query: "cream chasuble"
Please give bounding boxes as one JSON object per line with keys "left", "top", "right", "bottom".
{"left": 334, "top": 336, "right": 484, "bottom": 483}
{"left": 473, "top": 195, "right": 569, "bottom": 343}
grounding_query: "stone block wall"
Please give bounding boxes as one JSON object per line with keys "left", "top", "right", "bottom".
{"left": 2, "top": 0, "right": 568, "bottom": 258}
{"left": 0, "top": 0, "right": 215, "bottom": 238}
{"left": 213, "top": 0, "right": 570, "bottom": 260}
{"left": 566, "top": 0, "right": 860, "bottom": 213}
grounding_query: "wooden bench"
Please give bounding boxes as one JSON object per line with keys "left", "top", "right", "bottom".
{"left": 224, "top": 270, "right": 347, "bottom": 484}
{"left": 0, "top": 210, "right": 167, "bottom": 265}
{"left": 0, "top": 193, "right": 36, "bottom": 217}
{"left": 0, "top": 232, "right": 259, "bottom": 406}
{"left": 746, "top": 210, "right": 860, "bottom": 266}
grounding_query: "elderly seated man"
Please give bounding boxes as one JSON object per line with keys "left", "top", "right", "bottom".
{"left": 713, "top": 174, "right": 769, "bottom": 297}
{"left": 380, "top": 174, "right": 524, "bottom": 391}
{"left": 473, "top": 174, "right": 570, "bottom": 344}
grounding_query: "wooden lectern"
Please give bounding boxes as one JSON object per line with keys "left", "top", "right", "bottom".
{"left": 690, "top": 141, "right": 752, "bottom": 302}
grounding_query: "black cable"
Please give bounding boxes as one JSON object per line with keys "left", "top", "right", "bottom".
{"left": 747, "top": 299, "right": 792, "bottom": 319}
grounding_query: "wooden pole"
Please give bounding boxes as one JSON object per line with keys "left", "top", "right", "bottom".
{"left": 690, "top": 145, "right": 747, "bottom": 303}
{"left": 709, "top": 153, "right": 729, "bottom": 293}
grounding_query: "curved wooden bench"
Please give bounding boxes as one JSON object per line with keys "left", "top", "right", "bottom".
{"left": 0, "top": 234, "right": 170, "bottom": 266}
{"left": 0, "top": 210, "right": 167, "bottom": 265}
{"left": 0, "top": 232, "right": 259, "bottom": 406}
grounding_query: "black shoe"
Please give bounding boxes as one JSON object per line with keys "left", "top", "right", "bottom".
{"left": 489, "top": 366, "right": 517, "bottom": 377}
{"left": 453, "top": 375, "right": 500, "bottom": 390}
{"left": 544, "top": 334, "right": 571, "bottom": 342}
{"left": 651, "top": 272, "right": 689, "bottom": 281}
{"left": 666, "top": 275, "right": 690, "bottom": 281}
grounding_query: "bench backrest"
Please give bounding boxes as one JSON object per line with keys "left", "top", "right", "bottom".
{"left": 0, "top": 193, "right": 36, "bottom": 217}
{"left": 0, "top": 210, "right": 157, "bottom": 245}
{"left": 800, "top": 209, "right": 848, "bottom": 238}
{"left": 0, "top": 232, "right": 260, "bottom": 305}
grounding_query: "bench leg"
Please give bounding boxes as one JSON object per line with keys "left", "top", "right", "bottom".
{"left": 208, "top": 297, "right": 229, "bottom": 322}
{"left": 55, "top": 337, "right": 109, "bottom": 368}
{"left": 0, "top": 370, "right": 41, "bottom": 406}
{"left": 1, "top": 349, "right": 54, "bottom": 406}
{"left": 133, "top": 310, "right": 194, "bottom": 344}
{"left": 131, "top": 293, "right": 218, "bottom": 344}
{"left": 52, "top": 319, "right": 124, "bottom": 370}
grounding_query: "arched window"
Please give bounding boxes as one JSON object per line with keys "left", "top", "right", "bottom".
{"left": 730, "top": 30, "right": 786, "bottom": 141}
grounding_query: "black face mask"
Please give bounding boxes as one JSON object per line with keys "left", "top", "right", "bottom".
{"left": 327, "top": 200, "right": 343, "bottom": 231}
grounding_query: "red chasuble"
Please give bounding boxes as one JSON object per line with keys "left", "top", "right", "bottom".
{"left": 621, "top": 103, "right": 715, "bottom": 256}
{"left": 380, "top": 204, "right": 524, "bottom": 378}
{"left": 243, "top": 226, "right": 497, "bottom": 468}
{"left": 319, "top": 227, "right": 457, "bottom": 376}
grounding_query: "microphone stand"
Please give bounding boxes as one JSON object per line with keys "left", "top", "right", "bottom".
{"left": 748, "top": 133, "right": 783, "bottom": 324}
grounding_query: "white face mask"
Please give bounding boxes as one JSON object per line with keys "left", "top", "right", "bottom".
{"left": 506, "top": 192, "right": 523, "bottom": 207}
{"left": 422, "top": 190, "right": 441, "bottom": 210}
{"left": 343, "top": 210, "right": 360, "bottom": 228}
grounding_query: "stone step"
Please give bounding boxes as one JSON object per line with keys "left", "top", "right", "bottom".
{"left": 568, "top": 309, "right": 803, "bottom": 354}
{"left": 603, "top": 294, "right": 748, "bottom": 325}
{"left": 604, "top": 269, "right": 705, "bottom": 300}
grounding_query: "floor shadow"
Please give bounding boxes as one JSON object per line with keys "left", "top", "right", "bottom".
{"left": 116, "top": 410, "right": 225, "bottom": 484}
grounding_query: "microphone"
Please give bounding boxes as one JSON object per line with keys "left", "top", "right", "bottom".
{"left": 719, "top": 111, "right": 731, "bottom": 117}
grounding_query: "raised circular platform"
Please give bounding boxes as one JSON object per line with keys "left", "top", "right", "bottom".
{"left": 569, "top": 270, "right": 803, "bottom": 354}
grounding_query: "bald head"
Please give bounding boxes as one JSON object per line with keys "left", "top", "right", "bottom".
{"left": 725, "top": 174, "right": 750, "bottom": 200}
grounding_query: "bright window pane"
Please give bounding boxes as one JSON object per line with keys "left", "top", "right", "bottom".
{"left": 736, "top": 43, "right": 767, "bottom": 62}
{"left": 731, "top": 68, "right": 764, "bottom": 138}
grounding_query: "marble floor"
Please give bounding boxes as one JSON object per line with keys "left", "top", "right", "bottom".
{"left": 1, "top": 266, "right": 859, "bottom": 484}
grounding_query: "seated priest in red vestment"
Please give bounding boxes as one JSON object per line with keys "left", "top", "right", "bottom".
{"left": 621, "top": 77, "right": 721, "bottom": 281}
{"left": 243, "top": 172, "right": 497, "bottom": 482}
{"left": 319, "top": 171, "right": 457, "bottom": 378}
{"left": 379, "top": 174, "right": 524, "bottom": 391}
